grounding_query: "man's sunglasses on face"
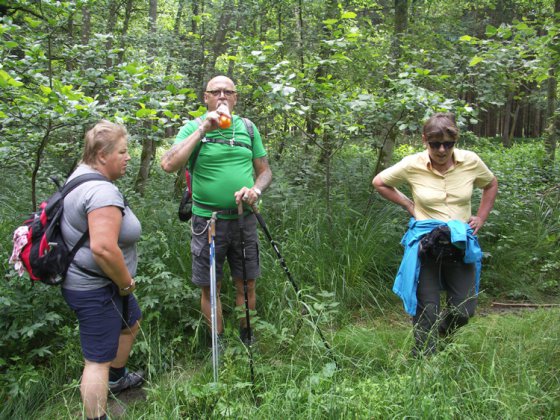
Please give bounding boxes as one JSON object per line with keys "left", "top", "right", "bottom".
{"left": 206, "top": 89, "right": 237, "bottom": 97}
{"left": 428, "top": 141, "right": 456, "bottom": 150}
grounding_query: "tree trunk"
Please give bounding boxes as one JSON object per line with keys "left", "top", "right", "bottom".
{"left": 376, "top": 0, "right": 408, "bottom": 170}
{"left": 117, "top": 0, "right": 135, "bottom": 65}
{"left": 81, "top": 4, "right": 91, "bottom": 44}
{"left": 134, "top": 0, "right": 158, "bottom": 195}
{"left": 66, "top": 12, "right": 74, "bottom": 71}
{"left": 392, "top": 0, "right": 407, "bottom": 63}
{"left": 31, "top": 121, "right": 53, "bottom": 211}
{"left": 192, "top": 0, "right": 207, "bottom": 93}
{"left": 295, "top": 0, "right": 304, "bottom": 71}
{"left": 502, "top": 92, "right": 513, "bottom": 147}
{"left": 105, "top": 0, "right": 119, "bottom": 68}
{"left": 544, "top": 67, "right": 558, "bottom": 163}
{"left": 544, "top": 0, "right": 560, "bottom": 163}
{"left": 375, "top": 126, "right": 398, "bottom": 176}
{"left": 164, "top": 0, "right": 185, "bottom": 75}
{"left": 206, "top": 0, "right": 234, "bottom": 74}
{"left": 509, "top": 101, "right": 520, "bottom": 141}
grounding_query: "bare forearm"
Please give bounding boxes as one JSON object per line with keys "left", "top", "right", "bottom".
{"left": 91, "top": 245, "right": 133, "bottom": 289}
{"left": 254, "top": 166, "right": 272, "bottom": 192}
{"left": 160, "top": 126, "right": 205, "bottom": 173}
{"left": 477, "top": 177, "right": 498, "bottom": 222}
{"left": 373, "top": 175, "right": 415, "bottom": 216}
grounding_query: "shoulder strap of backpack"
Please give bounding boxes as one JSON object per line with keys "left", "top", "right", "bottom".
{"left": 189, "top": 117, "right": 205, "bottom": 173}
{"left": 61, "top": 173, "right": 111, "bottom": 275}
{"left": 201, "top": 138, "right": 253, "bottom": 150}
{"left": 241, "top": 117, "right": 255, "bottom": 143}
{"left": 61, "top": 173, "right": 110, "bottom": 198}
{"left": 190, "top": 116, "right": 256, "bottom": 174}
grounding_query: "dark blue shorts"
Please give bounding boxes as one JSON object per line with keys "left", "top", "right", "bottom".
{"left": 62, "top": 284, "right": 142, "bottom": 363}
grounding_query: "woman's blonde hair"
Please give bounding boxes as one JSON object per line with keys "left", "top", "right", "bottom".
{"left": 423, "top": 113, "right": 459, "bottom": 141}
{"left": 82, "top": 120, "right": 128, "bottom": 165}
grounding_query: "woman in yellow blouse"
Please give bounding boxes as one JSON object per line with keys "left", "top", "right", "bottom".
{"left": 373, "top": 113, "right": 498, "bottom": 357}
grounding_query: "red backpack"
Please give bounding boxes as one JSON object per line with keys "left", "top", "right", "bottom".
{"left": 10, "top": 173, "right": 109, "bottom": 285}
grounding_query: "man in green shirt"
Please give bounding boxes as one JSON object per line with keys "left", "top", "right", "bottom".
{"left": 161, "top": 75, "right": 272, "bottom": 345}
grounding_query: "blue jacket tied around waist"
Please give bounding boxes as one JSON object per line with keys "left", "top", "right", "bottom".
{"left": 393, "top": 218, "right": 483, "bottom": 316}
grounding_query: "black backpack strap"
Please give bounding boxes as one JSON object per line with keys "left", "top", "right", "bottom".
{"left": 241, "top": 117, "right": 255, "bottom": 143}
{"left": 60, "top": 173, "right": 110, "bottom": 198}
{"left": 61, "top": 173, "right": 111, "bottom": 276}
{"left": 190, "top": 116, "right": 255, "bottom": 173}
{"left": 63, "top": 230, "right": 90, "bottom": 277}
{"left": 201, "top": 137, "right": 253, "bottom": 150}
{"left": 189, "top": 117, "right": 205, "bottom": 173}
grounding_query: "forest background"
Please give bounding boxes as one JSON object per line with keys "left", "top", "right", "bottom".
{"left": 1, "top": 0, "right": 559, "bottom": 418}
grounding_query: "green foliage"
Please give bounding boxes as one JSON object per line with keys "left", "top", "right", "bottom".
{"left": 1, "top": 0, "right": 560, "bottom": 416}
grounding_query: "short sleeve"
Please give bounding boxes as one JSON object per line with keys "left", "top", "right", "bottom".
{"left": 174, "top": 120, "right": 199, "bottom": 145}
{"left": 82, "top": 182, "right": 125, "bottom": 214}
{"left": 378, "top": 156, "right": 414, "bottom": 188}
{"left": 471, "top": 153, "right": 495, "bottom": 188}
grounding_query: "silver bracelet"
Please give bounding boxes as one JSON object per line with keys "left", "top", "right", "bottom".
{"left": 120, "top": 282, "right": 134, "bottom": 291}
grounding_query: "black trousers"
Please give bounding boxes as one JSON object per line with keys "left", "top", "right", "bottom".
{"left": 413, "top": 255, "right": 477, "bottom": 356}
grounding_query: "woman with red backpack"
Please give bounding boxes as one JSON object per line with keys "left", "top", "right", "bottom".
{"left": 61, "top": 121, "right": 144, "bottom": 419}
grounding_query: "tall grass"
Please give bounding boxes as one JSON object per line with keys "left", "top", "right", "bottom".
{"left": 0, "top": 138, "right": 558, "bottom": 417}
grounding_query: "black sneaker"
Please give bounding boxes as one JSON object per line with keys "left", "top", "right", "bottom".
{"left": 109, "top": 369, "right": 145, "bottom": 395}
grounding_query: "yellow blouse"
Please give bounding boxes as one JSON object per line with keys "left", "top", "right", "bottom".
{"left": 379, "top": 149, "right": 494, "bottom": 222}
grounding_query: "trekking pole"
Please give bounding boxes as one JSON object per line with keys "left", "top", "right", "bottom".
{"left": 238, "top": 202, "right": 255, "bottom": 384}
{"left": 250, "top": 204, "right": 335, "bottom": 358}
{"left": 208, "top": 212, "right": 219, "bottom": 382}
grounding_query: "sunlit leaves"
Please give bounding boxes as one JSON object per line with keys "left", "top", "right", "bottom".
{"left": 469, "top": 56, "right": 484, "bottom": 66}
{"left": 0, "top": 70, "right": 24, "bottom": 87}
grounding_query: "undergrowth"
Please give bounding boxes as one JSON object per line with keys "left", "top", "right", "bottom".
{"left": 0, "top": 138, "right": 558, "bottom": 417}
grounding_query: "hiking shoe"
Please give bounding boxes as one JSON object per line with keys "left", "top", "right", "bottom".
{"left": 240, "top": 327, "right": 255, "bottom": 346}
{"left": 109, "top": 369, "right": 145, "bottom": 395}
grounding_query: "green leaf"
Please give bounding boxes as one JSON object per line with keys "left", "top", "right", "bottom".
{"left": 341, "top": 11, "right": 356, "bottom": 19}
{"left": 24, "top": 16, "right": 42, "bottom": 28}
{"left": 0, "top": 70, "right": 23, "bottom": 87}
{"left": 123, "top": 64, "right": 139, "bottom": 75}
{"left": 323, "top": 19, "right": 338, "bottom": 26}
{"left": 469, "top": 56, "right": 484, "bottom": 67}
{"left": 485, "top": 25, "right": 498, "bottom": 37}
{"left": 40, "top": 86, "right": 52, "bottom": 95}
{"left": 136, "top": 108, "right": 157, "bottom": 118}
{"left": 460, "top": 35, "right": 472, "bottom": 42}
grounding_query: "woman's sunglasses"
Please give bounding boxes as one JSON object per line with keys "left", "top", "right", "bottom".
{"left": 428, "top": 141, "right": 456, "bottom": 150}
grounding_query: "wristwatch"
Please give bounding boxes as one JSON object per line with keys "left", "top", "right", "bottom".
{"left": 253, "top": 187, "right": 262, "bottom": 197}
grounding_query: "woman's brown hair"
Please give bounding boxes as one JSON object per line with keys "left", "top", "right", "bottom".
{"left": 422, "top": 113, "right": 459, "bottom": 141}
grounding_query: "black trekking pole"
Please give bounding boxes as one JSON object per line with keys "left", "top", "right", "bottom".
{"left": 250, "top": 204, "right": 335, "bottom": 359}
{"left": 238, "top": 202, "right": 255, "bottom": 385}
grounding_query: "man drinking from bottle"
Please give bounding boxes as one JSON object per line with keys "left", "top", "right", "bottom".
{"left": 160, "top": 75, "right": 272, "bottom": 346}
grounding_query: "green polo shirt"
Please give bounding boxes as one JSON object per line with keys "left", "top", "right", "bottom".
{"left": 174, "top": 114, "right": 267, "bottom": 218}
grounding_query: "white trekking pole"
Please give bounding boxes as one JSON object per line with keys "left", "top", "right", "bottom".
{"left": 208, "top": 212, "right": 219, "bottom": 382}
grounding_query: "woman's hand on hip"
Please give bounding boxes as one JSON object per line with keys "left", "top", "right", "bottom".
{"left": 468, "top": 216, "right": 484, "bottom": 235}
